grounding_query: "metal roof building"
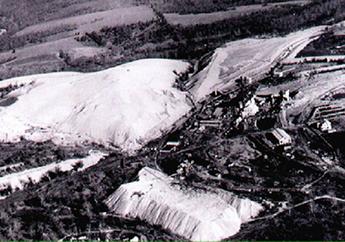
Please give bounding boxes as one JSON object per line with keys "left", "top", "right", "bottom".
{"left": 271, "top": 128, "right": 292, "bottom": 146}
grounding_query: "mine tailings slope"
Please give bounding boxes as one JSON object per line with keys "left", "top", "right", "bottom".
{"left": 190, "top": 26, "right": 326, "bottom": 101}
{"left": 0, "top": 25, "right": 327, "bottom": 154}
{"left": 0, "top": 59, "right": 192, "bottom": 153}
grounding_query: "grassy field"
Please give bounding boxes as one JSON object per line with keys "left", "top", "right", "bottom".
{"left": 0, "top": 38, "right": 81, "bottom": 79}
{"left": 15, "top": 6, "right": 155, "bottom": 37}
{"left": 0, "top": 0, "right": 138, "bottom": 32}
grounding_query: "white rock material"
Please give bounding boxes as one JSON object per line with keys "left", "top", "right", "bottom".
{"left": 0, "top": 59, "right": 191, "bottom": 153}
{"left": 191, "top": 26, "right": 326, "bottom": 101}
{"left": 0, "top": 150, "right": 106, "bottom": 192}
{"left": 105, "top": 167, "right": 263, "bottom": 241}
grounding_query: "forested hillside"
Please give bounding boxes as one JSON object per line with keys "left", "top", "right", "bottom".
{"left": 0, "top": 0, "right": 344, "bottom": 79}
{"left": 0, "top": 0, "right": 308, "bottom": 33}
{"left": 72, "top": 0, "right": 345, "bottom": 70}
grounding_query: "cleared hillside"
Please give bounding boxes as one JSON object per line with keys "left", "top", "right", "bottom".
{"left": 1, "top": 0, "right": 345, "bottom": 80}
{"left": 0, "top": 0, "right": 138, "bottom": 32}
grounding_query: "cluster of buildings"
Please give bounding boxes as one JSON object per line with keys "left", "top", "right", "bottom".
{"left": 308, "top": 103, "right": 340, "bottom": 133}
{"left": 316, "top": 119, "right": 336, "bottom": 133}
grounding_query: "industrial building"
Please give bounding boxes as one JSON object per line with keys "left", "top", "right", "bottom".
{"left": 199, "top": 120, "right": 222, "bottom": 128}
{"left": 317, "top": 119, "right": 336, "bottom": 133}
{"left": 270, "top": 128, "right": 292, "bottom": 146}
{"left": 160, "top": 141, "right": 181, "bottom": 153}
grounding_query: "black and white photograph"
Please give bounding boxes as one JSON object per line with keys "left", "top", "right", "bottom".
{"left": 0, "top": 0, "right": 345, "bottom": 240}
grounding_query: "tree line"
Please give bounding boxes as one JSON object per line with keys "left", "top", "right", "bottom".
{"left": 136, "top": 0, "right": 304, "bottom": 14}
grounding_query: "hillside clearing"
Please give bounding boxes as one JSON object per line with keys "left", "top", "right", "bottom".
{"left": 15, "top": 6, "right": 155, "bottom": 37}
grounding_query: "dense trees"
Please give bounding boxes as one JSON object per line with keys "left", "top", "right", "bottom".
{"left": 298, "top": 31, "right": 345, "bottom": 57}
{"left": 0, "top": 140, "right": 88, "bottom": 176}
{"left": 0, "top": 152, "right": 157, "bottom": 240}
{"left": 137, "top": 0, "right": 304, "bottom": 14}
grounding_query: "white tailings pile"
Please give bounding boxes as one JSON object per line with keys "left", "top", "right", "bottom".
{"left": 0, "top": 150, "right": 106, "bottom": 192}
{"left": 105, "top": 167, "right": 263, "bottom": 241}
{"left": 191, "top": 26, "right": 326, "bottom": 101}
{"left": 0, "top": 59, "right": 191, "bottom": 152}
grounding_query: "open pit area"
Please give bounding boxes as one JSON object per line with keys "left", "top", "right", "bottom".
{"left": 2, "top": 23, "right": 345, "bottom": 239}
{"left": 1, "top": 1, "right": 345, "bottom": 241}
